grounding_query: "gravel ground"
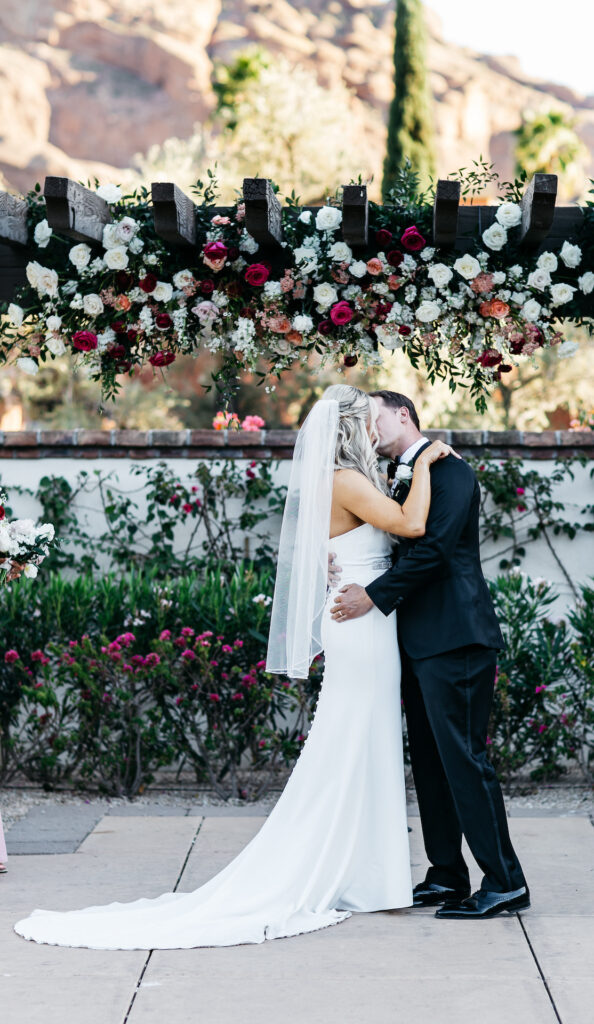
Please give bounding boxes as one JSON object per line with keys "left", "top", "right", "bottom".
{"left": 1, "top": 780, "right": 592, "bottom": 832}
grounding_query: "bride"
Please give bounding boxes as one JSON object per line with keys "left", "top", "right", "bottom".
{"left": 14, "top": 384, "right": 455, "bottom": 949}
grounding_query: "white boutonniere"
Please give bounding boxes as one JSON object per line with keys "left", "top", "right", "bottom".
{"left": 394, "top": 463, "right": 413, "bottom": 485}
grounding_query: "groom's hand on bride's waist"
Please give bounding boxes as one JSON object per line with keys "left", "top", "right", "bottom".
{"left": 330, "top": 584, "right": 374, "bottom": 621}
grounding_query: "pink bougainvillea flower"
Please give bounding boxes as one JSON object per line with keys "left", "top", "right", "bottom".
{"left": 181, "top": 649, "right": 196, "bottom": 661}
{"left": 208, "top": 693, "right": 221, "bottom": 703}
{"left": 242, "top": 415, "right": 265, "bottom": 431}
{"left": 4, "top": 649, "right": 19, "bottom": 663}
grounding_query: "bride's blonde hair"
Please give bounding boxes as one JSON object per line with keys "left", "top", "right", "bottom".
{"left": 321, "top": 384, "right": 387, "bottom": 494}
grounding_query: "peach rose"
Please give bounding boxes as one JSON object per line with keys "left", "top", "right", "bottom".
{"left": 479, "top": 301, "right": 493, "bottom": 317}
{"left": 286, "top": 330, "right": 303, "bottom": 345}
{"left": 490, "top": 300, "right": 510, "bottom": 319}
{"left": 267, "top": 315, "right": 292, "bottom": 333}
{"left": 115, "top": 294, "right": 132, "bottom": 312}
{"left": 211, "top": 215, "right": 231, "bottom": 226}
{"left": 366, "top": 258, "right": 383, "bottom": 276}
{"left": 388, "top": 274, "right": 403, "bottom": 289}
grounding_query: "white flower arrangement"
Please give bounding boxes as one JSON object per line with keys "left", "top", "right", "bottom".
{"left": 0, "top": 491, "right": 57, "bottom": 586}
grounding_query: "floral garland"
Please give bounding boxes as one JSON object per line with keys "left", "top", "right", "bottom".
{"left": 0, "top": 174, "right": 592, "bottom": 410}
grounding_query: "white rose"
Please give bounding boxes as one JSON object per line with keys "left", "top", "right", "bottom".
{"left": 537, "top": 251, "right": 558, "bottom": 273}
{"left": 173, "top": 269, "right": 194, "bottom": 289}
{"left": 578, "top": 271, "right": 594, "bottom": 295}
{"left": 492, "top": 271, "right": 506, "bottom": 285}
{"left": 557, "top": 340, "right": 579, "bottom": 359}
{"left": 454, "top": 254, "right": 481, "bottom": 280}
{"left": 37, "top": 523, "right": 55, "bottom": 541}
{"left": 34, "top": 219, "right": 53, "bottom": 248}
{"left": 104, "top": 245, "right": 129, "bottom": 270}
{"left": 114, "top": 217, "right": 139, "bottom": 244}
{"left": 328, "top": 241, "right": 352, "bottom": 263}
{"left": 375, "top": 325, "right": 404, "bottom": 350}
{"left": 315, "top": 206, "right": 342, "bottom": 232}
{"left": 293, "top": 246, "right": 319, "bottom": 274}
{"left": 96, "top": 183, "right": 122, "bottom": 203}
{"left": 427, "top": 263, "right": 453, "bottom": 289}
{"left": 129, "top": 236, "right": 144, "bottom": 254}
{"left": 482, "top": 222, "right": 508, "bottom": 251}
{"left": 420, "top": 247, "right": 436, "bottom": 262}
{"left": 16, "top": 356, "right": 39, "bottom": 375}
{"left": 272, "top": 338, "right": 292, "bottom": 355}
{"left": 527, "top": 269, "right": 551, "bottom": 291}
{"left": 69, "top": 243, "right": 92, "bottom": 270}
{"left": 46, "top": 314, "right": 62, "bottom": 332}
{"left": 152, "top": 281, "right": 173, "bottom": 302}
{"left": 89, "top": 257, "right": 105, "bottom": 273}
{"left": 69, "top": 293, "right": 83, "bottom": 310}
{"left": 291, "top": 314, "right": 314, "bottom": 334}
{"left": 495, "top": 202, "right": 522, "bottom": 228}
{"left": 394, "top": 463, "right": 414, "bottom": 482}
{"left": 416, "top": 300, "right": 441, "bottom": 323}
{"left": 7, "top": 303, "right": 24, "bottom": 327}
{"left": 102, "top": 223, "right": 121, "bottom": 249}
{"left": 45, "top": 335, "right": 66, "bottom": 356}
{"left": 82, "top": 293, "right": 104, "bottom": 316}
{"left": 313, "top": 282, "right": 338, "bottom": 308}
{"left": 298, "top": 210, "right": 312, "bottom": 224}
{"left": 350, "top": 261, "right": 368, "bottom": 279}
{"left": 521, "top": 299, "right": 542, "bottom": 321}
{"left": 510, "top": 291, "right": 527, "bottom": 305}
{"left": 550, "top": 282, "right": 576, "bottom": 306}
{"left": 23, "top": 563, "right": 39, "bottom": 579}
{"left": 559, "top": 241, "right": 581, "bottom": 268}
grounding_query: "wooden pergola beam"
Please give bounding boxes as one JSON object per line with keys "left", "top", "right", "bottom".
{"left": 519, "top": 173, "right": 558, "bottom": 247}
{"left": 342, "top": 184, "right": 368, "bottom": 246}
{"left": 243, "top": 178, "right": 283, "bottom": 247}
{"left": 151, "top": 182, "right": 197, "bottom": 247}
{"left": 43, "top": 176, "right": 112, "bottom": 244}
{"left": 0, "top": 192, "right": 29, "bottom": 247}
{"left": 433, "top": 179, "right": 460, "bottom": 247}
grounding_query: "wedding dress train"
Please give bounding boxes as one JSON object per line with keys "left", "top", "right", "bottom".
{"left": 14, "top": 522, "right": 412, "bottom": 949}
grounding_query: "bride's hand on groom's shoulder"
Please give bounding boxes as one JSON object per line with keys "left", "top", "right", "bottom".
{"left": 330, "top": 584, "right": 373, "bottom": 622}
{"left": 417, "top": 440, "right": 461, "bottom": 467}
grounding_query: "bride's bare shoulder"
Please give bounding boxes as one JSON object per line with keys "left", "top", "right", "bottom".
{"left": 333, "top": 468, "right": 375, "bottom": 492}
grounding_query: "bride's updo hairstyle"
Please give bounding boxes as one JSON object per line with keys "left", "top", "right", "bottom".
{"left": 321, "top": 384, "right": 387, "bottom": 494}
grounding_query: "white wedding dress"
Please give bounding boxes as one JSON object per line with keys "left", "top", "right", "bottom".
{"left": 14, "top": 522, "right": 412, "bottom": 949}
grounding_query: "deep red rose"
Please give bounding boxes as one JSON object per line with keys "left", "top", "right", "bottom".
{"left": 226, "top": 280, "right": 242, "bottom": 297}
{"left": 155, "top": 313, "right": 172, "bottom": 329}
{"left": 72, "top": 330, "right": 98, "bottom": 352}
{"left": 139, "top": 273, "right": 158, "bottom": 293}
{"left": 375, "top": 228, "right": 393, "bottom": 247}
{"left": 200, "top": 279, "right": 215, "bottom": 295}
{"left": 375, "top": 301, "right": 393, "bottom": 317}
{"left": 329, "top": 301, "right": 354, "bottom": 326}
{"left": 317, "top": 319, "right": 333, "bottom": 335}
{"left": 227, "top": 245, "right": 240, "bottom": 261}
{"left": 398, "top": 325, "right": 412, "bottom": 336}
{"left": 509, "top": 337, "right": 525, "bottom": 355}
{"left": 111, "top": 320, "right": 126, "bottom": 333}
{"left": 116, "top": 270, "right": 135, "bottom": 291}
{"left": 344, "top": 354, "right": 359, "bottom": 367}
{"left": 106, "top": 344, "right": 127, "bottom": 360}
{"left": 387, "top": 249, "right": 404, "bottom": 267}
{"left": 497, "top": 364, "right": 513, "bottom": 375}
{"left": 117, "top": 360, "right": 132, "bottom": 372}
{"left": 0, "top": 506, "right": 5, "bottom": 520}
{"left": 244, "top": 263, "right": 270, "bottom": 286}
{"left": 203, "top": 240, "right": 227, "bottom": 258}
{"left": 477, "top": 349, "right": 503, "bottom": 368}
{"left": 126, "top": 328, "right": 138, "bottom": 342}
{"left": 149, "top": 351, "right": 176, "bottom": 367}
{"left": 401, "top": 226, "right": 426, "bottom": 251}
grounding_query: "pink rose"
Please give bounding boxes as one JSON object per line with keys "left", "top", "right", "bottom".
{"left": 244, "top": 263, "right": 270, "bottom": 286}
{"left": 401, "top": 225, "right": 426, "bottom": 251}
{"left": 202, "top": 240, "right": 228, "bottom": 272}
{"left": 330, "top": 301, "right": 354, "bottom": 326}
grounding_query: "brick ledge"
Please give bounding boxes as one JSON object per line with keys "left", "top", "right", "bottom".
{"left": 0, "top": 428, "right": 592, "bottom": 460}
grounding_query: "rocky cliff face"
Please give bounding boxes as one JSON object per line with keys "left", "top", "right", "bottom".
{"left": 0, "top": 0, "right": 592, "bottom": 195}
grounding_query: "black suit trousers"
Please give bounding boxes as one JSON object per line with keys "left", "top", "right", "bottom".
{"left": 402, "top": 643, "right": 526, "bottom": 894}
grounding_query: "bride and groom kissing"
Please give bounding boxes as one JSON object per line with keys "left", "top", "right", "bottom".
{"left": 15, "top": 385, "right": 528, "bottom": 950}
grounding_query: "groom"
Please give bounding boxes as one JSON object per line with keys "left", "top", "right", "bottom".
{"left": 329, "top": 390, "right": 529, "bottom": 919}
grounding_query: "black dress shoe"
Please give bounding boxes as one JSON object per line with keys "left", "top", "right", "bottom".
{"left": 435, "top": 886, "right": 530, "bottom": 919}
{"left": 412, "top": 881, "right": 471, "bottom": 907}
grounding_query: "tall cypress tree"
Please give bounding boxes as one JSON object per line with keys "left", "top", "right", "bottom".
{"left": 382, "top": 0, "right": 436, "bottom": 197}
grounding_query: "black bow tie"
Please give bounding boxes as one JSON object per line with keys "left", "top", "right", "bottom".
{"left": 387, "top": 459, "right": 400, "bottom": 481}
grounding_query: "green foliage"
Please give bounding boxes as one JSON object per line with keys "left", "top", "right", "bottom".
{"left": 212, "top": 48, "right": 272, "bottom": 132}
{"left": 514, "top": 110, "right": 589, "bottom": 200}
{"left": 383, "top": 0, "right": 436, "bottom": 197}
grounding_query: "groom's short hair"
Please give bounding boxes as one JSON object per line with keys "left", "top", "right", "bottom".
{"left": 369, "top": 390, "right": 420, "bottom": 430}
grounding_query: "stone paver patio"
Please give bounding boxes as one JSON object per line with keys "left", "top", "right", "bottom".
{"left": 2, "top": 802, "right": 593, "bottom": 1024}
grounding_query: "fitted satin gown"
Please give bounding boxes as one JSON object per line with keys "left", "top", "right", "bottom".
{"left": 14, "top": 522, "right": 412, "bottom": 949}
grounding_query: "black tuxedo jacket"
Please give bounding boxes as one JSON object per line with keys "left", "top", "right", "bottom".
{"left": 365, "top": 442, "right": 504, "bottom": 660}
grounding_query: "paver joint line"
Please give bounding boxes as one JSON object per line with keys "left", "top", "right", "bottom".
{"left": 122, "top": 817, "right": 204, "bottom": 1024}
{"left": 518, "top": 913, "right": 564, "bottom": 1024}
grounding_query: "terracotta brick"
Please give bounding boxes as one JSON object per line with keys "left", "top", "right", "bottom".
{"left": 78, "top": 430, "right": 113, "bottom": 446}
{"left": 557, "top": 431, "right": 593, "bottom": 447}
{"left": 1, "top": 430, "right": 38, "bottom": 446}
{"left": 523, "top": 431, "right": 557, "bottom": 446}
{"left": 150, "top": 430, "right": 187, "bottom": 446}
{"left": 188, "top": 430, "right": 225, "bottom": 446}
{"left": 112, "top": 430, "right": 150, "bottom": 447}
{"left": 36, "top": 430, "right": 75, "bottom": 446}
{"left": 226, "top": 430, "right": 263, "bottom": 446}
